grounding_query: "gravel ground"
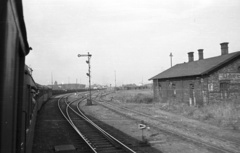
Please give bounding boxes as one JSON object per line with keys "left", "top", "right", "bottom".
{"left": 81, "top": 102, "right": 211, "bottom": 153}
{"left": 80, "top": 92, "right": 240, "bottom": 153}
{"left": 33, "top": 97, "right": 92, "bottom": 153}
{"left": 33, "top": 93, "right": 240, "bottom": 153}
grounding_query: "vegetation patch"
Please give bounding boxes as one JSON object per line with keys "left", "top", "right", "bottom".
{"left": 158, "top": 99, "right": 240, "bottom": 130}
{"left": 200, "top": 102, "right": 240, "bottom": 130}
{"left": 106, "top": 90, "right": 240, "bottom": 130}
{"left": 126, "top": 93, "right": 153, "bottom": 103}
{"left": 108, "top": 89, "right": 154, "bottom": 103}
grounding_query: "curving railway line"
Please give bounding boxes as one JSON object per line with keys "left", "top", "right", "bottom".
{"left": 57, "top": 93, "right": 137, "bottom": 153}
{"left": 92, "top": 91, "right": 240, "bottom": 153}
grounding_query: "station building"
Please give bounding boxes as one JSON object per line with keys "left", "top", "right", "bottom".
{"left": 149, "top": 42, "right": 240, "bottom": 106}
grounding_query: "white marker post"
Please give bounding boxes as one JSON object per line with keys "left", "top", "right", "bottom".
{"left": 138, "top": 120, "right": 147, "bottom": 142}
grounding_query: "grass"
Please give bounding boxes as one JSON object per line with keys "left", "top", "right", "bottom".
{"left": 200, "top": 101, "right": 240, "bottom": 130}
{"left": 158, "top": 99, "right": 240, "bottom": 130}
{"left": 108, "top": 89, "right": 240, "bottom": 130}
{"left": 109, "top": 89, "right": 154, "bottom": 103}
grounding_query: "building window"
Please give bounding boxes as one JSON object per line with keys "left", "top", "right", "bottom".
{"left": 158, "top": 83, "right": 161, "bottom": 89}
{"left": 208, "top": 83, "right": 213, "bottom": 91}
{"left": 220, "top": 82, "right": 229, "bottom": 90}
{"left": 189, "top": 83, "right": 196, "bottom": 106}
{"left": 172, "top": 84, "right": 176, "bottom": 97}
{"left": 190, "top": 83, "right": 194, "bottom": 90}
{"left": 220, "top": 82, "right": 229, "bottom": 99}
{"left": 154, "top": 80, "right": 158, "bottom": 89}
{"left": 157, "top": 80, "right": 161, "bottom": 89}
{"left": 158, "top": 81, "right": 162, "bottom": 97}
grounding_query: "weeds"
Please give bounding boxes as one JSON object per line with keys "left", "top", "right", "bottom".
{"left": 160, "top": 100, "right": 240, "bottom": 130}
{"left": 110, "top": 89, "right": 154, "bottom": 103}
{"left": 108, "top": 90, "right": 240, "bottom": 130}
{"left": 201, "top": 102, "right": 240, "bottom": 130}
{"left": 126, "top": 93, "right": 153, "bottom": 103}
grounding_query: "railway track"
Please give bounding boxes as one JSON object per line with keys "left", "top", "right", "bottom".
{"left": 57, "top": 93, "right": 137, "bottom": 153}
{"left": 93, "top": 92, "right": 240, "bottom": 153}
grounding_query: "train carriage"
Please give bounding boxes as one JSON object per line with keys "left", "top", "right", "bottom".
{"left": 0, "top": 1, "right": 52, "bottom": 153}
{"left": 0, "top": 0, "right": 31, "bottom": 153}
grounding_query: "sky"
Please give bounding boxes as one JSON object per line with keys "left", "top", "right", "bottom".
{"left": 23, "top": 0, "right": 240, "bottom": 86}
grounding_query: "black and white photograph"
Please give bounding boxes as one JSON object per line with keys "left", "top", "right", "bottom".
{"left": 1, "top": 0, "right": 240, "bottom": 153}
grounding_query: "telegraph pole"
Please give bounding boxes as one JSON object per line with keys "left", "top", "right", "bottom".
{"left": 51, "top": 72, "right": 53, "bottom": 89}
{"left": 78, "top": 52, "right": 92, "bottom": 105}
{"left": 115, "top": 70, "right": 116, "bottom": 88}
{"left": 68, "top": 77, "right": 70, "bottom": 90}
{"left": 170, "top": 52, "right": 173, "bottom": 67}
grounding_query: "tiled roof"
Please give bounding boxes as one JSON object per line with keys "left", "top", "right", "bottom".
{"left": 149, "top": 51, "right": 240, "bottom": 80}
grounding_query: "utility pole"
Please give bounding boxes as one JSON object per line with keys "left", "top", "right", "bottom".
{"left": 76, "top": 78, "right": 78, "bottom": 90}
{"left": 68, "top": 77, "right": 70, "bottom": 90}
{"left": 115, "top": 70, "right": 116, "bottom": 88}
{"left": 170, "top": 52, "right": 173, "bottom": 67}
{"left": 78, "top": 52, "right": 92, "bottom": 105}
{"left": 51, "top": 72, "right": 53, "bottom": 89}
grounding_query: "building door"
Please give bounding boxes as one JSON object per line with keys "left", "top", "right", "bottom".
{"left": 158, "top": 82, "right": 162, "bottom": 98}
{"left": 189, "top": 84, "right": 195, "bottom": 106}
{"left": 220, "top": 81, "right": 230, "bottom": 99}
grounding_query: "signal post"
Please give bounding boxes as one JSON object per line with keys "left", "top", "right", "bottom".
{"left": 78, "top": 52, "right": 92, "bottom": 105}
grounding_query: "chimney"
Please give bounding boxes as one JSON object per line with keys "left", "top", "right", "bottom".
{"left": 188, "top": 52, "right": 194, "bottom": 62}
{"left": 220, "top": 42, "right": 229, "bottom": 55}
{"left": 198, "top": 49, "right": 204, "bottom": 60}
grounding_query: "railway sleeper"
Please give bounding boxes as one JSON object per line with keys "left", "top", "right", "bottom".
{"left": 96, "top": 147, "right": 124, "bottom": 152}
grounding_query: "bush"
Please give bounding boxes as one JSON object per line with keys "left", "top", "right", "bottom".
{"left": 126, "top": 93, "right": 153, "bottom": 103}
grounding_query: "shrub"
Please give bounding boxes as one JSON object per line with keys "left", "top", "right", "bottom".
{"left": 126, "top": 93, "right": 153, "bottom": 103}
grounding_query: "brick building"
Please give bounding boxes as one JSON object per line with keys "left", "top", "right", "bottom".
{"left": 149, "top": 42, "right": 240, "bottom": 106}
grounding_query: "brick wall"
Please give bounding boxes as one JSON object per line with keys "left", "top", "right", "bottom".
{"left": 154, "top": 77, "right": 204, "bottom": 106}
{"left": 208, "top": 58, "right": 240, "bottom": 103}
{"left": 153, "top": 57, "right": 240, "bottom": 105}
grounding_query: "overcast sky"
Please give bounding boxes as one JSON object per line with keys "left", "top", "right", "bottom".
{"left": 23, "top": 0, "right": 240, "bottom": 86}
